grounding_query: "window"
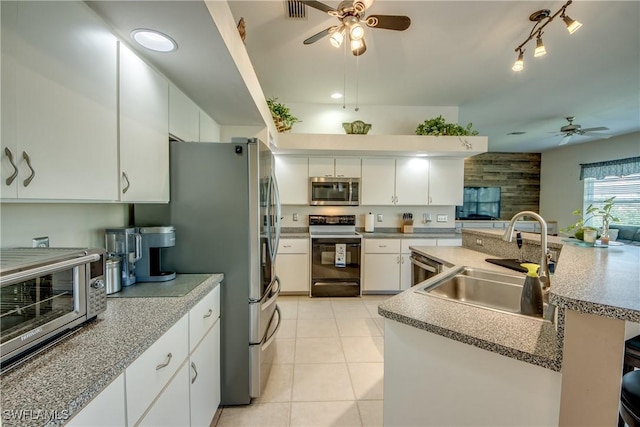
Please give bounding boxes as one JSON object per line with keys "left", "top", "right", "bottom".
{"left": 583, "top": 174, "right": 640, "bottom": 227}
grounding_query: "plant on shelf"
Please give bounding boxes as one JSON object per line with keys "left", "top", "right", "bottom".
{"left": 415, "top": 115, "right": 479, "bottom": 136}
{"left": 561, "top": 196, "right": 620, "bottom": 240}
{"left": 266, "top": 97, "right": 300, "bottom": 133}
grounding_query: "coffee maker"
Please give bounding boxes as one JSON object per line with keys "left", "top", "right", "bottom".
{"left": 136, "top": 226, "right": 176, "bottom": 282}
{"left": 105, "top": 227, "right": 141, "bottom": 287}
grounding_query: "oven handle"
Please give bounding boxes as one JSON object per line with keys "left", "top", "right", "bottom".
{"left": 0, "top": 252, "right": 100, "bottom": 286}
{"left": 409, "top": 256, "right": 438, "bottom": 273}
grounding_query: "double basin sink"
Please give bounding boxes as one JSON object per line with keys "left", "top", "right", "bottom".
{"left": 415, "top": 265, "right": 553, "bottom": 322}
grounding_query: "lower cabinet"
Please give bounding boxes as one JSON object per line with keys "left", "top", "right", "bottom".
{"left": 138, "top": 362, "right": 191, "bottom": 427}
{"left": 189, "top": 321, "right": 221, "bottom": 427}
{"left": 66, "top": 374, "right": 126, "bottom": 427}
{"left": 276, "top": 238, "right": 309, "bottom": 294}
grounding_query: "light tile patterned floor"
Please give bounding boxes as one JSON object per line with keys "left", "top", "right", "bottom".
{"left": 216, "top": 295, "right": 391, "bottom": 427}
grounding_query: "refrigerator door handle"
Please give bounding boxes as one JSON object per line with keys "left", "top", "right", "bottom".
{"left": 262, "top": 305, "right": 282, "bottom": 349}
{"left": 271, "top": 173, "right": 282, "bottom": 263}
{"left": 251, "top": 275, "right": 281, "bottom": 305}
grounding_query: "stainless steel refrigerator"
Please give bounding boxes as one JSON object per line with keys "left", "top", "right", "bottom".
{"left": 134, "top": 138, "right": 282, "bottom": 405}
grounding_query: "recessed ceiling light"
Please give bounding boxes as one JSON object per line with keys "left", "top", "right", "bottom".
{"left": 331, "top": 93, "right": 343, "bottom": 99}
{"left": 131, "top": 29, "right": 178, "bottom": 53}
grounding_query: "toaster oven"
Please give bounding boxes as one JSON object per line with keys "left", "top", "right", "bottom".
{"left": 0, "top": 248, "right": 106, "bottom": 368}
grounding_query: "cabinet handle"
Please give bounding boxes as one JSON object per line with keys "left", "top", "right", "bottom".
{"left": 401, "top": 256, "right": 405, "bottom": 264}
{"left": 325, "top": 174, "right": 332, "bottom": 177}
{"left": 122, "top": 171, "right": 130, "bottom": 194}
{"left": 397, "top": 256, "right": 400, "bottom": 264}
{"left": 22, "top": 151, "right": 35, "bottom": 187}
{"left": 191, "top": 361, "right": 198, "bottom": 384}
{"left": 336, "top": 174, "right": 344, "bottom": 177}
{"left": 378, "top": 245, "right": 386, "bottom": 248}
{"left": 283, "top": 245, "right": 292, "bottom": 248}
{"left": 203, "top": 308, "right": 213, "bottom": 319}
{"left": 155, "top": 352, "right": 172, "bottom": 370}
{"left": 429, "top": 196, "right": 432, "bottom": 204}
{"left": 4, "top": 148, "right": 18, "bottom": 186}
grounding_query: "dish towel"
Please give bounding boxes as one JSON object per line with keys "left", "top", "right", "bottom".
{"left": 335, "top": 243, "right": 346, "bottom": 267}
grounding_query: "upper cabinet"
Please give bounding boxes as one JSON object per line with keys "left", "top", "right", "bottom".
{"left": 199, "top": 111, "right": 221, "bottom": 142}
{"left": 308, "top": 157, "right": 361, "bottom": 178}
{"left": 428, "top": 158, "right": 464, "bottom": 206}
{"left": 275, "top": 156, "right": 308, "bottom": 205}
{"left": 119, "top": 43, "right": 170, "bottom": 203}
{"left": 1, "top": 1, "right": 118, "bottom": 201}
{"left": 362, "top": 158, "right": 429, "bottom": 206}
{"left": 169, "top": 84, "right": 200, "bottom": 142}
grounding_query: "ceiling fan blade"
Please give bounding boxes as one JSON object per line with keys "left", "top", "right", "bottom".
{"left": 365, "top": 15, "right": 411, "bottom": 31}
{"left": 303, "top": 26, "right": 337, "bottom": 44}
{"left": 558, "top": 134, "right": 573, "bottom": 145}
{"left": 582, "top": 132, "right": 613, "bottom": 139}
{"left": 581, "top": 126, "right": 610, "bottom": 132}
{"left": 299, "top": 1, "right": 337, "bottom": 15}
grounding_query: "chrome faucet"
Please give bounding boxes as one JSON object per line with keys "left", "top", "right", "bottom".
{"left": 503, "top": 211, "right": 555, "bottom": 320}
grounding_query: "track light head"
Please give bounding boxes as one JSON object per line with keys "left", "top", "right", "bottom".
{"left": 512, "top": 50, "right": 524, "bottom": 71}
{"left": 534, "top": 34, "right": 547, "bottom": 57}
{"left": 562, "top": 14, "right": 583, "bottom": 34}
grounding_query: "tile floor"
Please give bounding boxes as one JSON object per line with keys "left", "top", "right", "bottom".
{"left": 216, "top": 295, "right": 392, "bottom": 427}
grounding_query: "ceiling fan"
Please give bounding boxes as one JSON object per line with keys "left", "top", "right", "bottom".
{"left": 554, "top": 116, "right": 611, "bottom": 145}
{"left": 300, "top": 0, "right": 411, "bottom": 56}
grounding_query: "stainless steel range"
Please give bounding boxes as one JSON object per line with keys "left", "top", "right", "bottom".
{"left": 309, "top": 215, "right": 362, "bottom": 297}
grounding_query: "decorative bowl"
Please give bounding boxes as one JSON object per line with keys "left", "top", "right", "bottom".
{"left": 342, "top": 120, "right": 371, "bottom": 135}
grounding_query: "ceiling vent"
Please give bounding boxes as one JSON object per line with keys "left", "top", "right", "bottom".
{"left": 285, "top": 0, "right": 307, "bottom": 20}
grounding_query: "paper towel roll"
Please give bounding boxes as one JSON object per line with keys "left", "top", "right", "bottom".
{"left": 365, "top": 213, "right": 375, "bottom": 232}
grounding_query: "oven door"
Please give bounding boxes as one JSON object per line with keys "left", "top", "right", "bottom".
{"left": 0, "top": 255, "right": 95, "bottom": 366}
{"left": 410, "top": 252, "right": 443, "bottom": 286}
{"left": 311, "top": 237, "right": 361, "bottom": 297}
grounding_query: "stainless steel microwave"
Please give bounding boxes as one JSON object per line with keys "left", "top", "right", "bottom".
{"left": 309, "top": 177, "right": 360, "bottom": 206}
{"left": 0, "top": 248, "right": 107, "bottom": 368}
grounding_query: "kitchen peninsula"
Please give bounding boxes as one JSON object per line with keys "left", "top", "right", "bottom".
{"left": 380, "top": 229, "right": 640, "bottom": 426}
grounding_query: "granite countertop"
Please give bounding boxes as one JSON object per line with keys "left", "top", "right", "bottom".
{"left": 279, "top": 232, "right": 309, "bottom": 239}
{"left": 378, "top": 246, "right": 562, "bottom": 371}
{"left": 0, "top": 273, "right": 222, "bottom": 427}
{"left": 359, "top": 231, "right": 460, "bottom": 239}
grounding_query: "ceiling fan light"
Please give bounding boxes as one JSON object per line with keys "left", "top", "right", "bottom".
{"left": 330, "top": 27, "right": 345, "bottom": 48}
{"left": 350, "top": 24, "right": 365, "bottom": 40}
{"left": 534, "top": 36, "right": 546, "bottom": 57}
{"left": 351, "top": 37, "right": 366, "bottom": 55}
{"left": 512, "top": 51, "right": 524, "bottom": 72}
{"left": 563, "top": 15, "right": 582, "bottom": 34}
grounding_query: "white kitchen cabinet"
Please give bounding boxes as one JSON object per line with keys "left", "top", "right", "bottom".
{"left": 169, "top": 84, "right": 200, "bottom": 142}
{"left": 66, "top": 374, "right": 126, "bottom": 427}
{"left": 119, "top": 43, "right": 169, "bottom": 203}
{"left": 400, "top": 238, "right": 437, "bottom": 290}
{"left": 308, "top": 157, "right": 361, "bottom": 178}
{"left": 126, "top": 314, "right": 189, "bottom": 425}
{"left": 138, "top": 361, "right": 191, "bottom": 427}
{"left": 1, "top": 1, "right": 118, "bottom": 201}
{"left": 363, "top": 239, "right": 401, "bottom": 292}
{"left": 189, "top": 321, "right": 221, "bottom": 427}
{"left": 437, "top": 238, "right": 462, "bottom": 247}
{"left": 428, "top": 158, "right": 464, "bottom": 205}
{"left": 199, "top": 111, "right": 220, "bottom": 142}
{"left": 361, "top": 158, "right": 429, "bottom": 206}
{"left": 276, "top": 238, "right": 309, "bottom": 294}
{"left": 275, "top": 156, "right": 308, "bottom": 205}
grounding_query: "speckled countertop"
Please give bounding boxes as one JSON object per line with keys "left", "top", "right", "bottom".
{"left": 0, "top": 273, "right": 222, "bottom": 427}
{"left": 281, "top": 228, "right": 460, "bottom": 240}
{"left": 378, "top": 246, "right": 562, "bottom": 371}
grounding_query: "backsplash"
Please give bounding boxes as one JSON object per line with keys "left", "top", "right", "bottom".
{"left": 0, "top": 203, "right": 129, "bottom": 248}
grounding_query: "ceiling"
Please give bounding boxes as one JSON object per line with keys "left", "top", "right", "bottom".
{"left": 89, "top": 1, "right": 639, "bottom": 153}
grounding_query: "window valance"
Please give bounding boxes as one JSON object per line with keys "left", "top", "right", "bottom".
{"left": 580, "top": 156, "right": 640, "bottom": 180}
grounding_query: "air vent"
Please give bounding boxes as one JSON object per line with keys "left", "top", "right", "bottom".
{"left": 285, "top": 0, "right": 307, "bottom": 20}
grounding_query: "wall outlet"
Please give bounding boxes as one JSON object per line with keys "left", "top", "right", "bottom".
{"left": 377, "top": 214, "right": 383, "bottom": 222}
{"left": 476, "top": 238, "right": 483, "bottom": 246}
{"left": 437, "top": 214, "right": 448, "bottom": 222}
{"left": 293, "top": 213, "right": 298, "bottom": 222}
{"left": 423, "top": 213, "right": 432, "bottom": 223}
{"left": 32, "top": 236, "right": 49, "bottom": 248}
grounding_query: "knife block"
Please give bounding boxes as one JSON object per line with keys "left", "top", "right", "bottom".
{"left": 402, "top": 220, "right": 414, "bottom": 234}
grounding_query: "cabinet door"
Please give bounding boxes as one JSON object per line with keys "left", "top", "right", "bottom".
{"left": 364, "top": 253, "right": 400, "bottom": 292}
{"left": 3, "top": 1, "right": 118, "bottom": 201}
{"left": 395, "top": 158, "right": 429, "bottom": 205}
{"left": 169, "top": 84, "right": 199, "bottom": 142}
{"left": 275, "top": 156, "right": 308, "bottom": 205}
{"left": 199, "top": 111, "right": 220, "bottom": 142}
{"left": 400, "top": 254, "right": 413, "bottom": 291}
{"left": 119, "top": 43, "right": 169, "bottom": 202}
{"left": 276, "top": 253, "right": 310, "bottom": 293}
{"left": 361, "top": 158, "right": 395, "bottom": 205}
{"left": 138, "top": 361, "right": 191, "bottom": 427}
{"left": 66, "top": 374, "right": 125, "bottom": 427}
{"left": 335, "top": 158, "right": 361, "bottom": 178}
{"left": 190, "top": 321, "right": 221, "bottom": 427}
{"left": 1, "top": 1, "right": 18, "bottom": 199}
{"left": 428, "top": 158, "right": 464, "bottom": 205}
{"left": 189, "top": 284, "right": 221, "bottom": 353}
{"left": 308, "top": 157, "right": 334, "bottom": 177}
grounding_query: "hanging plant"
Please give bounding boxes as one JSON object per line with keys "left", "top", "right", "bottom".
{"left": 266, "top": 97, "right": 300, "bottom": 133}
{"left": 415, "top": 115, "right": 479, "bottom": 136}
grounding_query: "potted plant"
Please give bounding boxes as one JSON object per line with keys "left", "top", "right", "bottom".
{"left": 562, "top": 196, "right": 620, "bottom": 242}
{"left": 415, "top": 115, "right": 479, "bottom": 136}
{"left": 266, "top": 97, "right": 300, "bottom": 133}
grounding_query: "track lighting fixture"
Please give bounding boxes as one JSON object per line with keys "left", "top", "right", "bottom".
{"left": 511, "top": 0, "right": 582, "bottom": 71}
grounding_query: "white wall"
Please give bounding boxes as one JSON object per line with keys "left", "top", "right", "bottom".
{"left": 0, "top": 203, "right": 129, "bottom": 248}
{"left": 284, "top": 103, "right": 459, "bottom": 136}
{"left": 540, "top": 132, "right": 640, "bottom": 231}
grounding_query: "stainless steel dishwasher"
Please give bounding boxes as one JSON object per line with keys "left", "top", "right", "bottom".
{"left": 410, "top": 251, "right": 445, "bottom": 286}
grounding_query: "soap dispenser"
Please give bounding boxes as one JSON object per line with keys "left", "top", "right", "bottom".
{"left": 520, "top": 263, "right": 544, "bottom": 317}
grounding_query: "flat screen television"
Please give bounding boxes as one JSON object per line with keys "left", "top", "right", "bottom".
{"left": 455, "top": 187, "right": 501, "bottom": 220}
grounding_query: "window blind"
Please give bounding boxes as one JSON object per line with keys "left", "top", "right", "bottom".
{"left": 583, "top": 174, "right": 640, "bottom": 226}
{"left": 580, "top": 156, "right": 640, "bottom": 180}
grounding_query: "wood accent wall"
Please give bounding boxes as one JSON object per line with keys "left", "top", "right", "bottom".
{"left": 463, "top": 152, "right": 541, "bottom": 220}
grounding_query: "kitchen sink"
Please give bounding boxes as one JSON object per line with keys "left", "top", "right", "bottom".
{"left": 415, "top": 266, "right": 552, "bottom": 321}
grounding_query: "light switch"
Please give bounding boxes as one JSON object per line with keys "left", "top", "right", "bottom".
{"left": 293, "top": 213, "right": 298, "bottom": 222}
{"left": 377, "top": 214, "right": 383, "bottom": 222}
